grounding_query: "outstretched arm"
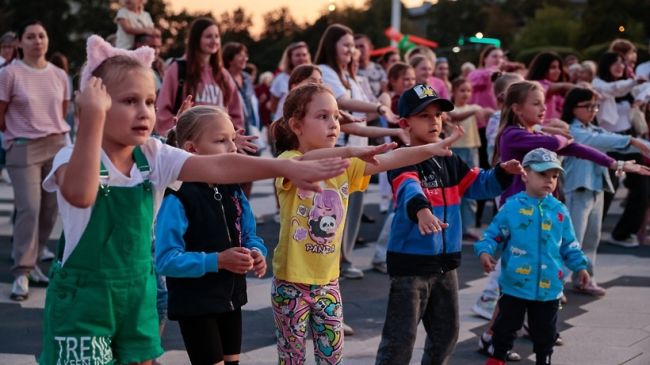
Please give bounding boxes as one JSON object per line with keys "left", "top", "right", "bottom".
{"left": 364, "top": 125, "right": 464, "bottom": 175}
{"left": 178, "top": 154, "right": 349, "bottom": 192}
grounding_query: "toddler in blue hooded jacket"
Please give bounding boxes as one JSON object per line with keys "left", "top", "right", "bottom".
{"left": 475, "top": 148, "right": 590, "bottom": 365}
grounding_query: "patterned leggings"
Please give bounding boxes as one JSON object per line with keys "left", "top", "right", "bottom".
{"left": 271, "top": 278, "right": 344, "bottom": 365}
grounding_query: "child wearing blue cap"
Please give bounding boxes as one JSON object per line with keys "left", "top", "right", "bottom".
{"left": 375, "top": 84, "right": 524, "bottom": 365}
{"left": 475, "top": 148, "right": 591, "bottom": 365}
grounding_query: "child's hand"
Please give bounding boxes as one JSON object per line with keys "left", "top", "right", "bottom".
{"left": 541, "top": 124, "right": 573, "bottom": 140}
{"left": 286, "top": 158, "right": 350, "bottom": 192}
{"left": 350, "top": 143, "right": 397, "bottom": 165}
{"left": 218, "top": 247, "right": 254, "bottom": 274}
{"left": 250, "top": 249, "right": 267, "bottom": 278}
{"left": 576, "top": 269, "right": 590, "bottom": 289}
{"left": 631, "top": 138, "right": 650, "bottom": 157}
{"left": 622, "top": 160, "right": 650, "bottom": 176}
{"left": 416, "top": 208, "right": 448, "bottom": 235}
{"left": 75, "top": 77, "right": 111, "bottom": 119}
{"left": 382, "top": 107, "right": 399, "bottom": 125}
{"left": 428, "top": 124, "right": 465, "bottom": 156}
{"left": 171, "top": 95, "right": 193, "bottom": 127}
{"left": 479, "top": 253, "right": 497, "bottom": 273}
{"left": 499, "top": 159, "right": 526, "bottom": 176}
{"left": 234, "top": 129, "right": 259, "bottom": 154}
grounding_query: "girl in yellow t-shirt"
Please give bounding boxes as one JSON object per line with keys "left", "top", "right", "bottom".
{"left": 268, "top": 83, "right": 462, "bottom": 364}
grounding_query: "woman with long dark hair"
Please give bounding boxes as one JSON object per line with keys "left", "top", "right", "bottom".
{"left": 526, "top": 51, "right": 574, "bottom": 120}
{"left": 156, "top": 17, "right": 243, "bottom": 136}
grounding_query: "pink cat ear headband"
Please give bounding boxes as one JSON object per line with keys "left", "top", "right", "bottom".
{"left": 79, "top": 35, "right": 155, "bottom": 90}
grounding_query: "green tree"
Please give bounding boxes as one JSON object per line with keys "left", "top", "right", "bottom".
{"left": 577, "top": 0, "right": 648, "bottom": 48}
{"left": 511, "top": 6, "right": 580, "bottom": 54}
{"left": 220, "top": 7, "right": 255, "bottom": 46}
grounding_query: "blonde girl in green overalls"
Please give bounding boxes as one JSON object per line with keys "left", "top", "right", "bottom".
{"left": 38, "top": 35, "right": 349, "bottom": 365}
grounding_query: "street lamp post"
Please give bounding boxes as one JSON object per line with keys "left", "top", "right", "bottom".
{"left": 391, "top": 0, "right": 401, "bottom": 46}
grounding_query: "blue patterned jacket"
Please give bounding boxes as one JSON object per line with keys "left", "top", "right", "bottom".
{"left": 475, "top": 192, "right": 589, "bottom": 301}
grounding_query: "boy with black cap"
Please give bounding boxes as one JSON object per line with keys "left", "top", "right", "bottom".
{"left": 475, "top": 148, "right": 591, "bottom": 365}
{"left": 375, "top": 84, "right": 524, "bottom": 365}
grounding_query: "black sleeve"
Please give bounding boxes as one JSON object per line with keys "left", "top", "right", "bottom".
{"left": 407, "top": 194, "right": 431, "bottom": 223}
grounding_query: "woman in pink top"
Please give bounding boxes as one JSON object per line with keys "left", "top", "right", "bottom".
{"left": 526, "top": 51, "right": 574, "bottom": 120}
{"left": 156, "top": 17, "right": 243, "bottom": 136}
{"left": 0, "top": 21, "right": 70, "bottom": 301}
{"left": 468, "top": 46, "right": 505, "bottom": 111}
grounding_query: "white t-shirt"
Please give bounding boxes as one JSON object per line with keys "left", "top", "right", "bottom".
{"left": 319, "top": 64, "right": 351, "bottom": 100}
{"left": 347, "top": 77, "right": 369, "bottom": 147}
{"left": 270, "top": 72, "right": 289, "bottom": 120}
{"left": 114, "top": 7, "right": 154, "bottom": 50}
{"left": 636, "top": 61, "right": 650, "bottom": 80}
{"left": 43, "top": 138, "right": 191, "bottom": 264}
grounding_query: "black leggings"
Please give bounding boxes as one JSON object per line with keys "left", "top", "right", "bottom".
{"left": 177, "top": 309, "right": 242, "bottom": 365}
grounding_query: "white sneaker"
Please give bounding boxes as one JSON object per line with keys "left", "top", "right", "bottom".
{"left": 29, "top": 265, "right": 49, "bottom": 284}
{"left": 342, "top": 322, "right": 355, "bottom": 336}
{"left": 379, "top": 198, "right": 391, "bottom": 214}
{"left": 608, "top": 233, "right": 639, "bottom": 248}
{"left": 39, "top": 247, "right": 56, "bottom": 262}
{"left": 341, "top": 266, "right": 364, "bottom": 279}
{"left": 1, "top": 169, "right": 11, "bottom": 184}
{"left": 11, "top": 275, "right": 29, "bottom": 301}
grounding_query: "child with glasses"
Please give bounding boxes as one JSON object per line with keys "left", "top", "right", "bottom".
{"left": 562, "top": 87, "right": 650, "bottom": 296}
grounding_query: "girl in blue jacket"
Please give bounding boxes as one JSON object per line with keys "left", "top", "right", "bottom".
{"left": 562, "top": 87, "right": 650, "bottom": 296}
{"left": 155, "top": 106, "right": 268, "bottom": 365}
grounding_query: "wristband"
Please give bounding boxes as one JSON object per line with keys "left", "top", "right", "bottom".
{"left": 616, "top": 160, "right": 626, "bottom": 177}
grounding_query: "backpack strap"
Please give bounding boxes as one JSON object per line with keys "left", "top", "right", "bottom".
{"left": 173, "top": 58, "right": 187, "bottom": 114}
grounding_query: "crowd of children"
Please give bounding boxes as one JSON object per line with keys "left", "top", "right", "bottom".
{"left": 1, "top": 3, "right": 650, "bottom": 364}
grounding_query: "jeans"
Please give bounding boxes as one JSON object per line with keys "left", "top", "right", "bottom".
{"left": 376, "top": 270, "right": 459, "bottom": 365}
{"left": 565, "top": 189, "right": 603, "bottom": 282}
{"left": 341, "top": 191, "right": 364, "bottom": 269}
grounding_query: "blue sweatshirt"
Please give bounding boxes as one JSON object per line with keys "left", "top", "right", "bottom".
{"left": 155, "top": 184, "right": 267, "bottom": 278}
{"left": 387, "top": 153, "right": 511, "bottom": 276}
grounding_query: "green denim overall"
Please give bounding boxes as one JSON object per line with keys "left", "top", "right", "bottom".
{"left": 40, "top": 147, "right": 163, "bottom": 365}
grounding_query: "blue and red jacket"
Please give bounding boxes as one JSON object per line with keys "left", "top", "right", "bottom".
{"left": 387, "top": 153, "right": 512, "bottom": 276}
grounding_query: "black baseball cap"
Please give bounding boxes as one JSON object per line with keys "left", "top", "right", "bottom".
{"left": 398, "top": 84, "right": 455, "bottom": 118}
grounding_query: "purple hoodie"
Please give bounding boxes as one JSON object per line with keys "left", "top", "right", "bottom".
{"left": 498, "top": 126, "right": 615, "bottom": 204}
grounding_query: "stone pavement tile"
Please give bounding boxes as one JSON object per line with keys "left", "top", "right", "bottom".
{"left": 625, "top": 354, "right": 650, "bottom": 365}
{"left": 552, "top": 340, "right": 644, "bottom": 365}
{"left": 579, "top": 287, "right": 650, "bottom": 314}
{"left": 0, "top": 283, "right": 46, "bottom": 309}
{"left": 157, "top": 350, "right": 189, "bottom": 364}
{"left": 0, "top": 354, "right": 36, "bottom": 365}
{"left": 566, "top": 311, "right": 650, "bottom": 329}
{"left": 242, "top": 277, "right": 272, "bottom": 311}
{"left": 557, "top": 326, "right": 649, "bottom": 349}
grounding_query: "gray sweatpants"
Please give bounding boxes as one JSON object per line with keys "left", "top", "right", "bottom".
{"left": 376, "top": 270, "right": 460, "bottom": 365}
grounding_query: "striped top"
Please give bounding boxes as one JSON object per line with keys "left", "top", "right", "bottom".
{"left": 0, "top": 60, "right": 70, "bottom": 147}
